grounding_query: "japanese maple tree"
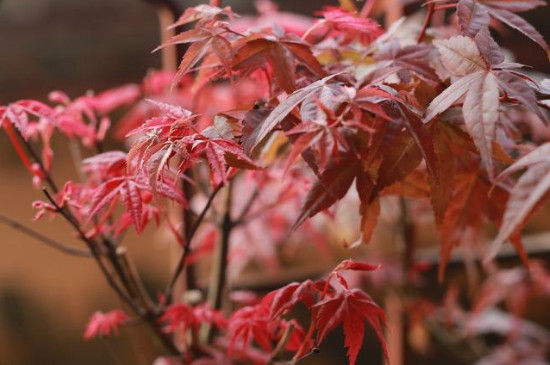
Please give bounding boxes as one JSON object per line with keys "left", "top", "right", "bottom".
{"left": 2, "top": 0, "right": 550, "bottom": 364}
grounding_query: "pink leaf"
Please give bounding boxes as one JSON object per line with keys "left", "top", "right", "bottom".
{"left": 334, "top": 259, "right": 381, "bottom": 272}
{"left": 243, "top": 74, "right": 338, "bottom": 153}
{"left": 458, "top": 0, "right": 491, "bottom": 37}
{"left": 424, "top": 72, "right": 483, "bottom": 122}
{"left": 84, "top": 310, "right": 129, "bottom": 339}
{"left": 488, "top": 7, "right": 549, "bottom": 55}
{"left": 462, "top": 71, "right": 500, "bottom": 178}
{"left": 434, "top": 36, "right": 487, "bottom": 76}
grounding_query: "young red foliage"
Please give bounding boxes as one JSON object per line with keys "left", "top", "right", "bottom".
{"left": 160, "top": 303, "right": 227, "bottom": 334}
{"left": 84, "top": 310, "right": 129, "bottom": 339}
{"left": 4, "top": 0, "right": 550, "bottom": 364}
{"left": 314, "top": 289, "right": 387, "bottom": 365}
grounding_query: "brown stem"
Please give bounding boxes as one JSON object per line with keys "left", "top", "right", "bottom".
{"left": 268, "top": 322, "right": 295, "bottom": 364}
{"left": 234, "top": 188, "right": 259, "bottom": 224}
{"left": 293, "top": 317, "right": 316, "bottom": 360}
{"left": 387, "top": 198, "right": 416, "bottom": 365}
{"left": 182, "top": 171, "right": 197, "bottom": 291}
{"left": 205, "top": 181, "right": 234, "bottom": 342}
{"left": 417, "top": 2, "right": 436, "bottom": 43}
{"left": 42, "top": 189, "right": 179, "bottom": 354}
{"left": 14, "top": 130, "right": 177, "bottom": 353}
{"left": 164, "top": 184, "right": 223, "bottom": 304}
{"left": 14, "top": 128, "right": 59, "bottom": 193}
{"left": 117, "top": 247, "right": 155, "bottom": 309}
{"left": 42, "top": 189, "right": 136, "bottom": 310}
{"left": 0, "top": 212, "right": 91, "bottom": 257}
{"left": 283, "top": 347, "right": 320, "bottom": 365}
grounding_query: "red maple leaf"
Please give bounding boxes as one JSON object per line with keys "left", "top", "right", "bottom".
{"left": 314, "top": 288, "right": 387, "bottom": 365}
{"left": 160, "top": 303, "right": 226, "bottom": 335}
{"left": 269, "top": 279, "right": 323, "bottom": 319}
{"left": 84, "top": 310, "right": 129, "bottom": 339}
{"left": 87, "top": 174, "right": 185, "bottom": 234}
{"left": 307, "top": 7, "right": 383, "bottom": 45}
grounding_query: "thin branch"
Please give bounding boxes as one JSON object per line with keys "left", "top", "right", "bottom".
{"left": 164, "top": 184, "right": 223, "bottom": 304}
{"left": 15, "top": 129, "right": 59, "bottom": 193}
{"left": 268, "top": 322, "right": 295, "bottom": 364}
{"left": 7, "top": 100, "right": 178, "bottom": 354}
{"left": 0, "top": 212, "right": 92, "bottom": 257}
{"left": 182, "top": 171, "right": 197, "bottom": 291}
{"left": 234, "top": 188, "right": 259, "bottom": 224}
{"left": 293, "top": 317, "right": 316, "bottom": 361}
{"left": 277, "top": 348, "right": 320, "bottom": 365}
{"left": 43, "top": 187, "right": 180, "bottom": 355}
{"left": 417, "top": 1, "right": 436, "bottom": 43}
{"left": 117, "top": 247, "right": 155, "bottom": 310}
{"left": 208, "top": 181, "right": 233, "bottom": 311}
{"left": 42, "top": 188, "right": 137, "bottom": 310}
{"left": 205, "top": 181, "right": 234, "bottom": 343}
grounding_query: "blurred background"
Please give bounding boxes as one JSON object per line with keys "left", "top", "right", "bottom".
{"left": 1, "top": 0, "right": 550, "bottom": 364}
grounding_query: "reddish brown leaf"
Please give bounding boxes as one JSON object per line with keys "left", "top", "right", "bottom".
{"left": 314, "top": 289, "right": 387, "bottom": 365}
{"left": 243, "top": 74, "right": 338, "bottom": 153}
{"left": 462, "top": 71, "right": 500, "bottom": 178}
{"left": 269, "top": 280, "right": 320, "bottom": 319}
{"left": 334, "top": 259, "right": 380, "bottom": 272}
{"left": 356, "top": 172, "right": 381, "bottom": 244}
{"left": 458, "top": 0, "right": 491, "bottom": 37}
{"left": 474, "top": 27, "right": 505, "bottom": 66}
{"left": 434, "top": 36, "right": 487, "bottom": 76}
{"left": 487, "top": 144, "right": 550, "bottom": 261}
{"left": 488, "top": 7, "right": 549, "bottom": 57}
{"left": 424, "top": 71, "right": 483, "bottom": 122}
{"left": 292, "top": 157, "right": 358, "bottom": 231}
{"left": 375, "top": 129, "right": 423, "bottom": 195}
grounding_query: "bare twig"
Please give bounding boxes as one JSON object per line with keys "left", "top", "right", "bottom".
{"left": 205, "top": 181, "right": 234, "bottom": 343}
{"left": 293, "top": 317, "right": 316, "bottom": 361}
{"left": 417, "top": 1, "right": 436, "bottom": 43}
{"left": 117, "top": 247, "right": 155, "bottom": 310}
{"left": 208, "top": 181, "right": 233, "bottom": 311}
{"left": 277, "top": 348, "right": 320, "bottom": 365}
{"left": 164, "top": 184, "right": 223, "bottom": 304}
{"left": 386, "top": 198, "right": 416, "bottom": 365}
{"left": 268, "top": 322, "right": 295, "bottom": 364}
{"left": 41, "top": 190, "right": 179, "bottom": 356}
{"left": 0, "top": 212, "right": 91, "bottom": 257}
{"left": 182, "top": 172, "right": 197, "bottom": 291}
{"left": 3, "top": 3, "right": 179, "bottom": 355}
{"left": 42, "top": 188, "right": 137, "bottom": 310}
{"left": 42, "top": 187, "right": 179, "bottom": 354}
{"left": 234, "top": 188, "right": 259, "bottom": 224}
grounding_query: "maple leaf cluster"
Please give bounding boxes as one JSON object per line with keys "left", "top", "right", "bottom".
{"left": 3, "top": 0, "right": 550, "bottom": 364}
